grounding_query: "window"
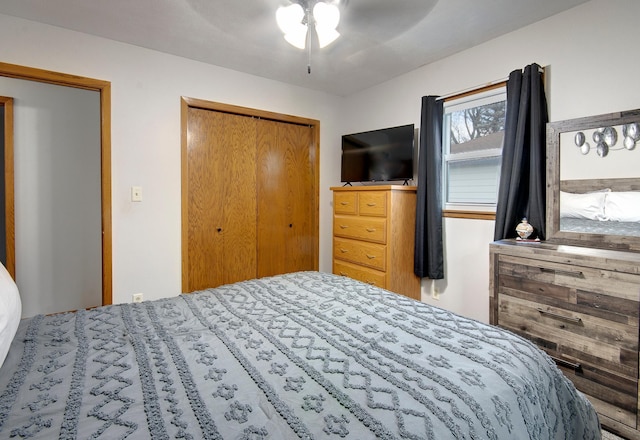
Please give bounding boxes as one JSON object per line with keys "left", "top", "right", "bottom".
{"left": 442, "top": 84, "right": 506, "bottom": 211}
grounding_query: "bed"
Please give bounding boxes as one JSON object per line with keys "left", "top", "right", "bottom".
{"left": 560, "top": 178, "right": 640, "bottom": 237}
{"left": 0, "top": 270, "right": 600, "bottom": 439}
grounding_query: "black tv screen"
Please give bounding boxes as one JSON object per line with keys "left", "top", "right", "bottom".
{"left": 341, "top": 124, "right": 415, "bottom": 183}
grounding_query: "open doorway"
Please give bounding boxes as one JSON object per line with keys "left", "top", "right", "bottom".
{"left": 0, "top": 62, "right": 111, "bottom": 316}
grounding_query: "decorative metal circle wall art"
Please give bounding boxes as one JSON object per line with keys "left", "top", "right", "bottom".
{"left": 624, "top": 122, "right": 640, "bottom": 140}
{"left": 592, "top": 130, "right": 603, "bottom": 143}
{"left": 596, "top": 141, "right": 608, "bottom": 157}
{"left": 624, "top": 136, "right": 636, "bottom": 150}
{"left": 580, "top": 143, "right": 590, "bottom": 154}
{"left": 574, "top": 131, "right": 591, "bottom": 154}
{"left": 573, "top": 122, "right": 639, "bottom": 157}
{"left": 623, "top": 122, "right": 640, "bottom": 150}
{"left": 602, "top": 126, "right": 617, "bottom": 147}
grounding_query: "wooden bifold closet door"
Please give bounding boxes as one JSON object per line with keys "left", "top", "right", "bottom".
{"left": 182, "top": 99, "right": 318, "bottom": 293}
{"left": 256, "top": 118, "right": 315, "bottom": 277}
{"left": 185, "top": 108, "right": 257, "bottom": 290}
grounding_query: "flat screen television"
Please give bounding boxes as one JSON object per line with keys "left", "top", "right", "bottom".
{"left": 341, "top": 124, "right": 415, "bottom": 183}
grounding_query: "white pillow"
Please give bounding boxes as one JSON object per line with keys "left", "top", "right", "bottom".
{"left": 0, "top": 262, "right": 21, "bottom": 368}
{"left": 604, "top": 192, "right": 640, "bottom": 222}
{"left": 560, "top": 191, "right": 607, "bottom": 220}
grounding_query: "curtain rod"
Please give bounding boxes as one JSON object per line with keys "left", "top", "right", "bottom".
{"left": 436, "top": 65, "right": 545, "bottom": 101}
{"left": 435, "top": 77, "right": 508, "bottom": 102}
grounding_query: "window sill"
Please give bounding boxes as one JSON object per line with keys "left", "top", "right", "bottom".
{"left": 443, "top": 210, "right": 496, "bottom": 220}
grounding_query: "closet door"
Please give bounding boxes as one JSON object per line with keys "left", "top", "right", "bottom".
{"left": 256, "top": 119, "right": 314, "bottom": 277}
{"left": 185, "top": 108, "right": 257, "bottom": 291}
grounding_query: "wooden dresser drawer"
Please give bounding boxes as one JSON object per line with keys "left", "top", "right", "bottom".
{"left": 498, "top": 293, "right": 638, "bottom": 363}
{"left": 334, "top": 192, "right": 357, "bottom": 215}
{"left": 358, "top": 191, "right": 387, "bottom": 217}
{"left": 495, "top": 253, "right": 640, "bottom": 428}
{"left": 334, "top": 260, "right": 386, "bottom": 288}
{"left": 497, "top": 254, "right": 640, "bottom": 304}
{"left": 332, "top": 186, "right": 419, "bottom": 300}
{"left": 333, "top": 237, "right": 386, "bottom": 271}
{"left": 498, "top": 292, "right": 639, "bottom": 426}
{"left": 333, "top": 215, "right": 387, "bottom": 243}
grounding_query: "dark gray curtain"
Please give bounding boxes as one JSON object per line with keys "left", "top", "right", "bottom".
{"left": 414, "top": 96, "right": 444, "bottom": 279}
{"left": 494, "top": 64, "right": 548, "bottom": 241}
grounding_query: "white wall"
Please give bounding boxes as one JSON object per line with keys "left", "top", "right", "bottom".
{"left": 337, "top": 0, "right": 640, "bottom": 322}
{"left": 0, "top": 12, "right": 343, "bottom": 306}
{"left": 0, "top": 0, "right": 638, "bottom": 322}
{"left": 0, "top": 78, "right": 102, "bottom": 317}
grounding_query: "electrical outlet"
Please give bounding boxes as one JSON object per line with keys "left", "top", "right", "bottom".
{"left": 132, "top": 293, "right": 144, "bottom": 303}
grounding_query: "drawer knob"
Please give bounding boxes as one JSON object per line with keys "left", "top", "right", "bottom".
{"left": 537, "top": 308, "right": 582, "bottom": 324}
{"left": 366, "top": 228, "right": 376, "bottom": 232}
{"left": 340, "top": 248, "right": 348, "bottom": 253}
{"left": 340, "top": 202, "right": 349, "bottom": 206}
{"left": 340, "top": 225, "right": 348, "bottom": 229}
{"left": 366, "top": 203, "right": 376, "bottom": 207}
{"left": 366, "top": 255, "right": 376, "bottom": 259}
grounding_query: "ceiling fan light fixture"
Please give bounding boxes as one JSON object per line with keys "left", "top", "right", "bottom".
{"left": 315, "top": 25, "right": 340, "bottom": 48}
{"left": 284, "top": 26, "right": 308, "bottom": 49}
{"left": 276, "top": 1, "right": 340, "bottom": 50}
{"left": 276, "top": 3, "right": 304, "bottom": 35}
{"left": 312, "top": 2, "right": 340, "bottom": 30}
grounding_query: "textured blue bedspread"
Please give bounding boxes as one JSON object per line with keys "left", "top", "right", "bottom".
{"left": 0, "top": 272, "right": 600, "bottom": 439}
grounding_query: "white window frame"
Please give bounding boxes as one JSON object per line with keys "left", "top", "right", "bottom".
{"left": 442, "top": 83, "right": 507, "bottom": 213}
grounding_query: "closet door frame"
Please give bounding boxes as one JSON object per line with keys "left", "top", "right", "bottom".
{"left": 180, "top": 97, "right": 320, "bottom": 292}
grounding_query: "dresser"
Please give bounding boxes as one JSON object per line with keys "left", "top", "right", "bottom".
{"left": 490, "top": 239, "right": 640, "bottom": 438}
{"left": 331, "top": 185, "right": 420, "bottom": 300}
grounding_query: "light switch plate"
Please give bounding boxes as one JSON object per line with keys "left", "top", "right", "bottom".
{"left": 131, "top": 186, "right": 143, "bottom": 202}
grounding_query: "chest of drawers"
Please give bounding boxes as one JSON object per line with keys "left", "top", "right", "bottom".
{"left": 490, "top": 239, "right": 640, "bottom": 438}
{"left": 331, "top": 186, "right": 420, "bottom": 300}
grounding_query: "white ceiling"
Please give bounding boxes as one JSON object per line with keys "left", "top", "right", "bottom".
{"left": 0, "top": 0, "right": 589, "bottom": 96}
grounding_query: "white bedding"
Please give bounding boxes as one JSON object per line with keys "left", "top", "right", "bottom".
{"left": 0, "top": 263, "right": 20, "bottom": 368}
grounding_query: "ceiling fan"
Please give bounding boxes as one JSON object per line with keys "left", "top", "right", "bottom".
{"left": 275, "top": 0, "right": 436, "bottom": 73}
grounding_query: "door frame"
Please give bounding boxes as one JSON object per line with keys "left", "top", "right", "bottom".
{"left": 0, "top": 62, "right": 112, "bottom": 305}
{"left": 0, "top": 96, "right": 14, "bottom": 278}
{"left": 180, "top": 97, "right": 320, "bottom": 291}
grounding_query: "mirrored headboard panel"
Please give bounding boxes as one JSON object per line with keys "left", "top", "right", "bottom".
{"left": 546, "top": 108, "right": 640, "bottom": 251}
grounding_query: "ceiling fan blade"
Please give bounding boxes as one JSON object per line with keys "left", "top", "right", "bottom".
{"left": 342, "top": 0, "right": 438, "bottom": 40}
